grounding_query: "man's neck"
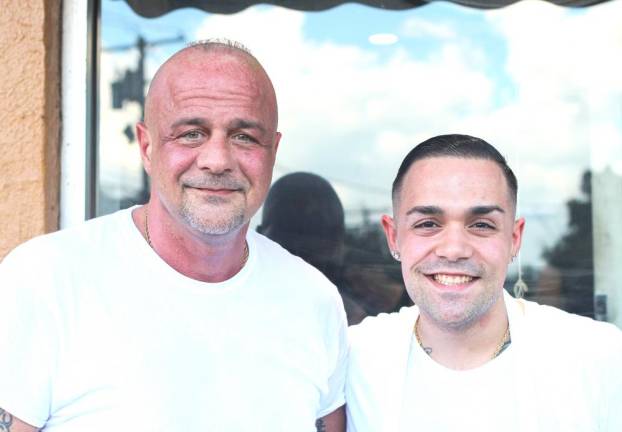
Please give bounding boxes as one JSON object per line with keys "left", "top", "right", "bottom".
{"left": 132, "top": 204, "right": 250, "bottom": 283}
{"left": 416, "top": 298, "right": 509, "bottom": 370}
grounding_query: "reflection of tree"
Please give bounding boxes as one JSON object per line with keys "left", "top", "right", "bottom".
{"left": 342, "top": 216, "right": 412, "bottom": 319}
{"left": 541, "top": 170, "right": 594, "bottom": 318}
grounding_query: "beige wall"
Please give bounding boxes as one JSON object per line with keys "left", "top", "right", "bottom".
{"left": 0, "top": 0, "right": 61, "bottom": 260}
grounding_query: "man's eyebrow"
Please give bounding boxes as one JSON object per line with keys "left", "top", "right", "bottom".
{"left": 171, "top": 117, "right": 209, "bottom": 129}
{"left": 230, "top": 118, "right": 267, "bottom": 133}
{"left": 406, "top": 205, "right": 443, "bottom": 216}
{"left": 469, "top": 205, "right": 505, "bottom": 215}
{"left": 404, "top": 205, "right": 505, "bottom": 216}
{"left": 169, "top": 117, "right": 268, "bottom": 134}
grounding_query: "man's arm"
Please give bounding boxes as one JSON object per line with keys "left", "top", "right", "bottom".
{"left": 0, "top": 408, "right": 38, "bottom": 432}
{"left": 315, "top": 405, "right": 345, "bottom": 432}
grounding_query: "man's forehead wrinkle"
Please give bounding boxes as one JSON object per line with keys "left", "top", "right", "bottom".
{"left": 144, "top": 47, "right": 279, "bottom": 133}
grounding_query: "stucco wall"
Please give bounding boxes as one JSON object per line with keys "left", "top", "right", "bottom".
{"left": 0, "top": 0, "right": 61, "bottom": 260}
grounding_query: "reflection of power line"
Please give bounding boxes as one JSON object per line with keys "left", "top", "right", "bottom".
{"left": 344, "top": 206, "right": 391, "bottom": 228}
{"left": 344, "top": 207, "right": 390, "bottom": 215}
{"left": 106, "top": 34, "right": 185, "bottom": 118}
{"left": 275, "top": 163, "right": 390, "bottom": 195}
{"left": 106, "top": 34, "right": 185, "bottom": 205}
{"left": 521, "top": 210, "right": 563, "bottom": 251}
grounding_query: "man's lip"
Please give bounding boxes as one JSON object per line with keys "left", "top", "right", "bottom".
{"left": 187, "top": 186, "right": 240, "bottom": 193}
{"left": 423, "top": 271, "right": 477, "bottom": 277}
{"left": 425, "top": 272, "right": 480, "bottom": 289}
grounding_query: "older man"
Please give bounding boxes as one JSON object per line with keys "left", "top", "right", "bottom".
{"left": 346, "top": 134, "right": 622, "bottom": 431}
{"left": 0, "top": 41, "right": 346, "bottom": 432}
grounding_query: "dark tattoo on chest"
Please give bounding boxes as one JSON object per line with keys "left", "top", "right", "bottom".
{"left": 0, "top": 408, "right": 14, "bottom": 432}
{"left": 315, "top": 418, "right": 326, "bottom": 432}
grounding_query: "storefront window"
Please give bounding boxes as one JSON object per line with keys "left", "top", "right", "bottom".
{"left": 98, "top": 0, "right": 622, "bottom": 326}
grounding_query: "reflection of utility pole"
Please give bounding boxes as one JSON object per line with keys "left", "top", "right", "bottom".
{"left": 106, "top": 34, "right": 184, "bottom": 204}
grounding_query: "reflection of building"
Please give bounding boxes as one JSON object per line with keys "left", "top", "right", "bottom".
{"left": 2, "top": 0, "right": 622, "bottom": 329}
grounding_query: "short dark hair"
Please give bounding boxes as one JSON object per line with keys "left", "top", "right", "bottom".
{"left": 392, "top": 134, "right": 518, "bottom": 207}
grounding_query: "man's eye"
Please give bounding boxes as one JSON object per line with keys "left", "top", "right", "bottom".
{"left": 233, "top": 133, "right": 257, "bottom": 144}
{"left": 471, "top": 222, "right": 495, "bottom": 230}
{"left": 182, "top": 131, "right": 202, "bottom": 140}
{"left": 413, "top": 221, "right": 439, "bottom": 229}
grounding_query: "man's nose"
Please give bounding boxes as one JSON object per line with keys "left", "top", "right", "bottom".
{"left": 195, "top": 133, "right": 235, "bottom": 174}
{"left": 434, "top": 225, "right": 473, "bottom": 262}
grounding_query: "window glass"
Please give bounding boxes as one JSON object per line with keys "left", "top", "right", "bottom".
{"left": 99, "top": 0, "right": 622, "bottom": 326}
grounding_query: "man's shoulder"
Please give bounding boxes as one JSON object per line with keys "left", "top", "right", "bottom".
{"left": 2, "top": 209, "right": 132, "bottom": 265}
{"left": 522, "top": 297, "right": 621, "bottom": 335}
{"left": 519, "top": 297, "right": 622, "bottom": 357}
{"left": 349, "top": 306, "right": 417, "bottom": 350}
{"left": 249, "top": 230, "right": 342, "bottom": 298}
{"left": 251, "top": 230, "right": 330, "bottom": 277}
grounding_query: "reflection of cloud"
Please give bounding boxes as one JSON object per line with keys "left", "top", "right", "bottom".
{"left": 190, "top": 3, "right": 622, "bottom": 264}
{"left": 92, "top": 1, "right": 622, "bottom": 265}
{"left": 484, "top": 0, "right": 622, "bottom": 175}
{"left": 401, "top": 17, "right": 456, "bottom": 39}
{"left": 194, "top": 7, "right": 495, "bottom": 211}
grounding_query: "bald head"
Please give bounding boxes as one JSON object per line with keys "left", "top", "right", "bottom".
{"left": 136, "top": 39, "right": 282, "bottom": 240}
{"left": 144, "top": 41, "right": 278, "bottom": 133}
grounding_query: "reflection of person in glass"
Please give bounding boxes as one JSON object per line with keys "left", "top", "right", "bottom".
{"left": 258, "top": 172, "right": 366, "bottom": 324}
{"left": 0, "top": 40, "right": 346, "bottom": 431}
{"left": 346, "top": 134, "right": 622, "bottom": 431}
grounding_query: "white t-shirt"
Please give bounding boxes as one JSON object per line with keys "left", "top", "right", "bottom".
{"left": 401, "top": 334, "right": 522, "bottom": 431}
{"left": 346, "top": 291, "right": 622, "bottom": 432}
{"left": 0, "top": 208, "right": 348, "bottom": 431}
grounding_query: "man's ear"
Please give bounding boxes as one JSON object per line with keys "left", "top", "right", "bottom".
{"left": 381, "top": 214, "right": 398, "bottom": 255}
{"left": 273, "top": 131, "right": 282, "bottom": 153}
{"left": 136, "top": 122, "right": 153, "bottom": 175}
{"left": 511, "top": 217, "right": 526, "bottom": 258}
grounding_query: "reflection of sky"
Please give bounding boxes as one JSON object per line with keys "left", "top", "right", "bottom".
{"left": 100, "top": 0, "right": 622, "bottom": 267}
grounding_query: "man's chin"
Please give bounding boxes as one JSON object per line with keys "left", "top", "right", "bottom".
{"left": 181, "top": 209, "right": 247, "bottom": 236}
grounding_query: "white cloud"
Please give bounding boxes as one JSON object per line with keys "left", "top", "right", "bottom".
{"left": 401, "top": 17, "right": 456, "bottom": 39}
{"left": 484, "top": 0, "right": 622, "bottom": 174}
{"left": 193, "top": 7, "right": 496, "bottom": 217}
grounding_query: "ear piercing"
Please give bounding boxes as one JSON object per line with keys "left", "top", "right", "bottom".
{"left": 391, "top": 250, "right": 401, "bottom": 261}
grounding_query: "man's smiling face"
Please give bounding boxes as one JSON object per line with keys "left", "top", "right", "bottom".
{"left": 382, "top": 156, "right": 524, "bottom": 331}
{"left": 139, "top": 48, "right": 280, "bottom": 237}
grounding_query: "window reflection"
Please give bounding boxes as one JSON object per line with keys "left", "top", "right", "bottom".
{"left": 99, "top": 0, "right": 622, "bottom": 326}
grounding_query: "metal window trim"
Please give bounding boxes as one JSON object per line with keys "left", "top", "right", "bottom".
{"left": 60, "top": 0, "right": 100, "bottom": 228}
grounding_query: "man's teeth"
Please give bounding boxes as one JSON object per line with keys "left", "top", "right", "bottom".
{"left": 433, "top": 274, "right": 473, "bottom": 285}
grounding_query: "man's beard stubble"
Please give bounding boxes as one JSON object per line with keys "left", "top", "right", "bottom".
{"left": 180, "top": 173, "right": 249, "bottom": 236}
{"left": 408, "top": 259, "right": 501, "bottom": 332}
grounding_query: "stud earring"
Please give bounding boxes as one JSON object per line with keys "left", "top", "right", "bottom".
{"left": 391, "top": 250, "right": 401, "bottom": 261}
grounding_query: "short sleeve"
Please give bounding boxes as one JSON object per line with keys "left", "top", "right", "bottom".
{"left": 0, "top": 242, "right": 55, "bottom": 427}
{"left": 316, "top": 291, "right": 348, "bottom": 418}
{"left": 600, "top": 326, "right": 622, "bottom": 432}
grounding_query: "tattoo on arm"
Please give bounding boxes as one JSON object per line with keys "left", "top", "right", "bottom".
{"left": 315, "top": 418, "right": 326, "bottom": 432}
{"left": 0, "top": 408, "right": 14, "bottom": 432}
